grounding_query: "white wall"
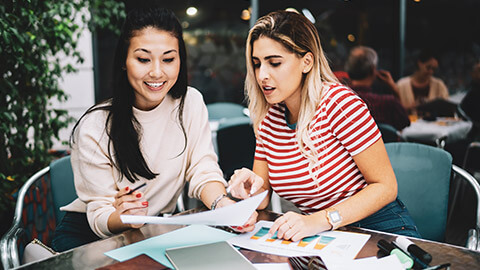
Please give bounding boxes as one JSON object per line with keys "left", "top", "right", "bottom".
{"left": 50, "top": 25, "right": 95, "bottom": 150}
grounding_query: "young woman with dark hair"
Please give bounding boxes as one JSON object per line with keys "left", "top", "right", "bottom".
{"left": 51, "top": 7, "right": 249, "bottom": 252}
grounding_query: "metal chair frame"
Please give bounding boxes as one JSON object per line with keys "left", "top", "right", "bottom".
{"left": 1, "top": 166, "right": 50, "bottom": 269}
{"left": 452, "top": 164, "right": 480, "bottom": 250}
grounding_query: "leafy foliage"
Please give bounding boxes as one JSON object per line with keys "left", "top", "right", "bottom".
{"left": 0, "top": 0, "right": 125, "bottom": 214}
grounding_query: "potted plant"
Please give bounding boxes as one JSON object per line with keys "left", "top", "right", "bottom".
{"left": 0, "top": 0, "right": 125, "bottom": 236}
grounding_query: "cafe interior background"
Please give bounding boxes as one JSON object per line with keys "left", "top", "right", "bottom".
{"left": 2, "top": 0, "right": 480, "bottom": 250}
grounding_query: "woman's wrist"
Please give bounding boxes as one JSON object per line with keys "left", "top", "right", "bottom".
{"left": 216, "top": 196, "right": 234, "bottom": 209}
{"left": 311, "top": 210, "right": 334, "bottom": 232}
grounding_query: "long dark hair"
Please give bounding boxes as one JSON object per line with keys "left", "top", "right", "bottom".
{"left": 71, "top": 7, "right": 188, "bottom": 183}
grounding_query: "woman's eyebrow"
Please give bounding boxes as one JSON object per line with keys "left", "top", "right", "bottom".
{"left": 133, "top": 48, "right": 177, "bottom": 55}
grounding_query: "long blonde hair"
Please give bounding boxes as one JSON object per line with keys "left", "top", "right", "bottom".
{"left": 245, "top": 10, "right": 338, "bottom": 164}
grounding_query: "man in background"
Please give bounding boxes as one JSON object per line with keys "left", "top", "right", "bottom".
{"left": 345, "top": 46, "right": 410, "bottom": 131}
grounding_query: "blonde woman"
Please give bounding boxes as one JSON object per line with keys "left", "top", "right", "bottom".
{"left": 228, "top": 10, "right": 419, "bottom": 241}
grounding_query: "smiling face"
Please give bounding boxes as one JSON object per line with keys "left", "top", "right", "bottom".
{"left": 252, "top": 36, "right": 311, "bottom": 111}
{"left": 125, "top": 27, "right": 180, "bottom": 111}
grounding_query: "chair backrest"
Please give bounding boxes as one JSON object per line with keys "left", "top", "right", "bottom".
{"left": 385, "top": 142, "right": 452, "bottom": 242}
{"left": 377, "top": 123, "right": 402, "bottom": 143}
{"left": 216, "top": 117, "right": 255, "bottom": 179}
{"left": 49, "top": 156, "right": 76, "bottom": 223}
{"left": 206, "top": 102, "right": 247, "bottom": 121}
{"left": 463, "top": 142, "right": 480, "bottom": 175}
{"left": 0, "top": 155, "right": 76, "bottom": 269}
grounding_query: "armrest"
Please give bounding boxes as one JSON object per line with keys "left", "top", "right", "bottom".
{"left": 1, "top": 166, "right": 50, "bottom": 269}
{"left": 452, "top": 165, "right": 480, "bottom": 250}
{"left": 1, "top": 224, "right": 22, "bottom": 269}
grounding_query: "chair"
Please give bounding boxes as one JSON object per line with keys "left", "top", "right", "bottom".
{"left": 216, "top": 117, "right": 255, "bottom": 180}
{"left": 0, "top": 156, "right": 76, "bottom": 269}
{"left": 377, "top": 123, "right": 402, "bottom": 143}
{"left": 216, "top": 117, "right": 284, "bottom": 213}
{"left": 384, "top": 142, "right": 480, "bottom": 250}
{"left": 463, "top": 141, "right": 480, "bottom": 177}
{"left": 206, "top": 102, "right": 248, "bottom": 121}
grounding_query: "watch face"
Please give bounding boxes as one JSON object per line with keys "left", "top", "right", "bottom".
{"left": 329, "top": 211, "right": 341, "bottom": 223}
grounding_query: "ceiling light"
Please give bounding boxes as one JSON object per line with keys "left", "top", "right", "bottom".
{"left": 186, "top": 7, "right": 198, "bottom": 17}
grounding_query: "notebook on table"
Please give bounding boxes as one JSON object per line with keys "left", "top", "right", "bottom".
{"left": 165, "top": 241, "right": 255, "bottom": 270}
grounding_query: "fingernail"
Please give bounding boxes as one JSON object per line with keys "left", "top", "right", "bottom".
{"left": 136, "top": 193, "right": 142, "bottom": 198}
{"left": 142, "top": 201, "right": 148, "bottom": 206}
{"left": 125, "top": 187, "right": 130, "bottom": 191}
{"left": 237, "top": 226, "right": 243, "bottom": 230}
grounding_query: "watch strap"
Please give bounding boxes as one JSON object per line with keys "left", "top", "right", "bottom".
{"left": 325, "top": 208, "right": 342, "bottom": 231}
{"left": 211, "top": 194, "right": 227, "bottom": 210}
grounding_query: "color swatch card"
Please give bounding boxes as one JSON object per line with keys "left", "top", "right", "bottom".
{"left": 228, "top": 220, "right": 370, "bottom": 259}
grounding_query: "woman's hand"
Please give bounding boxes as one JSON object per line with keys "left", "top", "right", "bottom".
{"left": 228, "top": 168, "right": 264, "bottom": 199}
{"left": 268, "top": 211, "right": 331, "bottom": 242}
{"left": 113, "top": 186, "right": 149, "bottom": 228}
{"left": 215, "top": 195, "right": 258, "bottom": 233}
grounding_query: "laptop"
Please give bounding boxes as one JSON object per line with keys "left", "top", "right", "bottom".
{"left": 165, "top": 241, "right": 256, "bottom": 270}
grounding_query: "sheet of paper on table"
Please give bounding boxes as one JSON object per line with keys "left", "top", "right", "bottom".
{"left": 120, "top": 190, "right": 267, "bottom": 226}
{"left": 228, "top": 220, "right": 370, "bottom": 259}
{"left": 322, "top": 255, "right": 404, "bottom": 270}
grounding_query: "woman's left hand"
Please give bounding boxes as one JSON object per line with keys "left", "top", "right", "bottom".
{"left": 268, "top": 211, "right": 329, "bottom": 242}
{"left": 216, "top": 197, "right": 258, "bottom": 233}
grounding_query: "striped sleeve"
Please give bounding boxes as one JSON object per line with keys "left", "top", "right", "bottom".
{"left": 325, "top": 86, "right": 381, "bottom": 156}
{"left": 254, "top": 124, "right": 267, "bottom": 161}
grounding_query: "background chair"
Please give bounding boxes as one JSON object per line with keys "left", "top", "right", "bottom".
{"left": 0, "top": 156, "right": 76, "bottom": 269}
{"left": 216, "top": 116, "right": 284, "bottom": 213}
{"left": 463, "top": 141, "right": 480, "bottom": 178}
{"left": 385, "top": 142, "right": 480, "bottom": 250}
{"left": 377, "top": 123, "right": 403, "bottom": 143}
{"left": 216, "top": 117, "right": 255, "bottom": 180}
{"left": 206, "top": 102, "right": 248, "bottom": 121}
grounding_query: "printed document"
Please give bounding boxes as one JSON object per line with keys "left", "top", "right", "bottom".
{"left": 121, "top": 190, "right": 267, "bottom": 226}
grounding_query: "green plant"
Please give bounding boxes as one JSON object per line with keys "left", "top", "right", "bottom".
{"left": 0, "top": 0, "right": 125, "bottom": 215}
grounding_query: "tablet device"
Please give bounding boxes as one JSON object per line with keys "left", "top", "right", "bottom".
{"left": 165, "top": 241, "right": 256, "bottom": 270}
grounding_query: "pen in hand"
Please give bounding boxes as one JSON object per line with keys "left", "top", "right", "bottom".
{"left": 126, "top": 183, "right": 146, "bottom": 195}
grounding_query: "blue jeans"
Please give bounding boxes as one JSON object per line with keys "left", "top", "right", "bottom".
{"left": 349, "top": 198, "right": 421, "bottom": 238}
{"left": 52, "top": 212, "right": 101, "bottom": 252}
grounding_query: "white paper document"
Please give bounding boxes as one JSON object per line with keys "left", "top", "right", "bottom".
{"left": 228, "top": 220, "right": 370, "bottom": 259}
{"left": 120, "top": 190, "right": 267, "bottom": 226}
{"left": 322, "top": 255, "right": 404, "bottom": 270}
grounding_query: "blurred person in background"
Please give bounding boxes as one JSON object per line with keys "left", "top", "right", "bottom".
{"left": 459, "top": 61, "right": 480, "bottom": 139}
{"left": 397, "top": 49, "right": 449, "bottom": 114}
{"left": 345, "top": 46, "right": 410, "bottom": 130}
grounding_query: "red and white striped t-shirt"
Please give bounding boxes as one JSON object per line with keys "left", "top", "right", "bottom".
{"left": 255, "top": 84, "right": 381, "bottom": 213}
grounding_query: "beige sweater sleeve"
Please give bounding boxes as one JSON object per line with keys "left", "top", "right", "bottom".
{"left": 182, "top": 88, "right": 227, "bottom": 199}
{"left": 69, "top": 109, "right": 119, "bottom": 238}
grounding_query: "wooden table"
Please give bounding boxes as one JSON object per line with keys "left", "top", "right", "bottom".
{"left": 17, "top": 210, "right": 480, "bottom": 269}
